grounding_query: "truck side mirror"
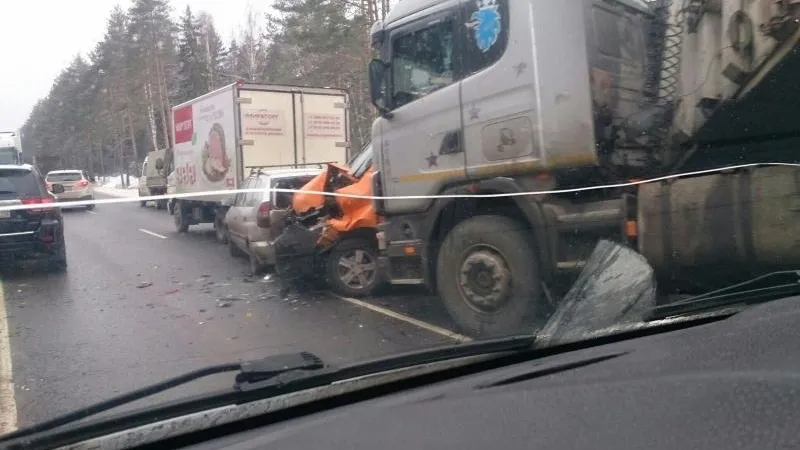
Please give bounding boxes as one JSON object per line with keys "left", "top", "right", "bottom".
{"left": 369, "top": 59, "right": 393, "bottom": 119}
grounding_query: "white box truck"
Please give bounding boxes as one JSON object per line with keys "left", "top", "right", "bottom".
{"left": 168, "top": 82, "right": 350, "bottom": 236}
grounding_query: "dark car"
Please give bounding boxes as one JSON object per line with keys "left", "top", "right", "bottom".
{"left": 0, "top": 164, "right": 67, "bottom": 272}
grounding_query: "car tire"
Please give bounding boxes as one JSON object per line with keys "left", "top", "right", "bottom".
{"left": 47, "top": 240, "right": 68, "bottom": 273}
{"left": 326, "top": 238, "right": 381, "bottom": 298}
{"left": 436, "top": 215, "right": 550, "bottom": 338}
{"left": 86, "top": 200, "right": 95, "bottom": 211}
{"left": 140, "top": 199, "right": 147, "bottom": 207}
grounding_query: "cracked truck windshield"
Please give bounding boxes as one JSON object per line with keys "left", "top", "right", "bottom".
{"left": 0, "top": 0, "right": 798, "bottom": 445}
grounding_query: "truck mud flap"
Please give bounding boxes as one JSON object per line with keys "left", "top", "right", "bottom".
{"left": 537, "top": 240, "right": 656, "bottom": 346}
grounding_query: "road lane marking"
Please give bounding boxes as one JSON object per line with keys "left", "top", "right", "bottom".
{"left": 138, "top": 229, "right": 168, "bottom": 240}
{"left": 0, "top": 283, "right": 17, "bottom": 433}
{"left": 331, "top": 294, "right": 472, "bottom": 343}
{"left": 87, "top": 210, "right": 97, "bottom": 215}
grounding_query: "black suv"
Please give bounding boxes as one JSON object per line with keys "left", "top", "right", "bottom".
{"left": 0, "top": 164, "right": 67, "bottom": 272}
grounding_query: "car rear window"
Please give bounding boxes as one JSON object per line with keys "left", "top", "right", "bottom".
{"left": 0, "top": 169, "right": 43, "bottom": 197}
{"left": 46, "top": 172, "right": 83, "bottom": 182}
{"left": 272, "top": 175, "right": 316, "bottom": 209}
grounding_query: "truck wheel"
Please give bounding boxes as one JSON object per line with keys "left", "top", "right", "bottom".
{"left": 140, "top": 199, "right": 146, "bottom": 207}
{"left": 214, "top": 213, "right": 228, "bottom": 244}
{"left": 326, "top": 238, "right": 380, "bottom": 298}
{"left": 156, "top": 199, "right": 167, "bottom": 210}
{"left": 436, "top": 215, "right": 549, "bottom": 338}
{"left": 174, "top": 201, "right": 190, "bottom": 233}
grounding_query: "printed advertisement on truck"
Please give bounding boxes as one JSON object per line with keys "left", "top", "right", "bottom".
{"left": 172, "top": 90, "right": 237, "bottom": 195}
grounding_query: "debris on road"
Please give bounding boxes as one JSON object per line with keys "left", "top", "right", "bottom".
{"left": 137, "top": 281, "right": 153, "bottom": 289}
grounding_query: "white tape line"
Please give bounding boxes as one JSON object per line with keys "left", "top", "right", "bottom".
{"left": 3, "top": 162, "right": 797, "bottom": 213}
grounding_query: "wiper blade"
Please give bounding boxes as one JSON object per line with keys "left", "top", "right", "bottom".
{"left": 1, "top": 352, "right": 326, "bottom": 442}
{"left": 1, "top": 336, "right": 534, "bottom": 443}
{"left": 650, "top": 270, "right": 800, "bottom": 319}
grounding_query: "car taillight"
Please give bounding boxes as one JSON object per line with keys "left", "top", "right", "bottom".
{"left": 77, "top": 180, "right": 89, "bottom": 188}
{"left": 256, "top": 201, "right": 271, "bottom": 228}
{"left": 22, "top": 197, "right": 56, "bottom": 214}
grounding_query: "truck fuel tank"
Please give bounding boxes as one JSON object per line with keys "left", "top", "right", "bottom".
{"left": 637, "top": 165, "right": 800, "bottom": 290}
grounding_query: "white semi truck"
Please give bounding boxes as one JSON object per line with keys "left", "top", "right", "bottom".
{"left": 367, "top": 0, "right": 800, "bottom": 337}
{"left": 0, "top": 131, "right": 24, "bottom": 165}
{"left": 168, "top": 82, "right": 351, "bottom": 238}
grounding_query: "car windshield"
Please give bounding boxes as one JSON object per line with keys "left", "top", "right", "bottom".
{"left": 45, "top": 172, "right": 83, "bottom": 182}
{"left": 0, "top": 0, "right": 799, "bottom": 443}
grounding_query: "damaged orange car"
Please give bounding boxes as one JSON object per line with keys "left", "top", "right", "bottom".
{"left": 273, "top": 143, "right": 382, "bottom": 297}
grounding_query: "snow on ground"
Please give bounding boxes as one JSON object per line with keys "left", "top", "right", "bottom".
{"left": 100, "top": 175, "right": 139, "bottom": 189}
{"left": 95, "top": 175, "right": 140, "bottom": 198}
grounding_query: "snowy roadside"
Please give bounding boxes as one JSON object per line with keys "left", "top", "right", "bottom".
{"left": 94, "top": 186, "right": 139, "bottom": 198}
{"left": 94, "top": 175, "right": 140, "bottom": 198}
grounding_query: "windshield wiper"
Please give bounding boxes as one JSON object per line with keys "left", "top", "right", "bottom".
{"left": 650, "top": 270, "right": 800, "bottom": 319}
{"left": 1, "top": 335, "right": 535, "bottom": 443}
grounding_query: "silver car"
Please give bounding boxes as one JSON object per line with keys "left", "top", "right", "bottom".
{"left": 45, "top": 170, "right": 96, "bottom": 210}
{"left": 223, "top": 169, "right": 321, "bottom": 275}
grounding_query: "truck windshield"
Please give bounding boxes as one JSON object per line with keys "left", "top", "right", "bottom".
{"left": 0, "top": 147, "right": 20, "bottom": 165}
{"left": 350, "top": 145, "right": 373, "bottom": 178}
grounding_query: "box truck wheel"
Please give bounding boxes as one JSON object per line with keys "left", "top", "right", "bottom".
{"left": 174, "top": 201, "right": 190, "bottom": 233}
{"left": 215, "top": 212, "right": 229, "bottom": 244}
{"left": 436, "top": 215, "right": 549, "bottom": 338}
{"left": 326, "top": 238, "right": 380, "bottom": 298}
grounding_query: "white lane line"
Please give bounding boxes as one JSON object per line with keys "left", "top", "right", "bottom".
{"left": 87, "top": 210, "right": 98, "bottom": 215}
{"left": 138, "top": 228, "right": 168, "bottom": 240}
{"left": 0, "top": 283, "right": 17, "bottom": 434}
{"left": 331, "top": 294, "right": 473, "bottom": 343}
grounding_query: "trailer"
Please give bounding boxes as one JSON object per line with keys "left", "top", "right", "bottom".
{"left": 169, "top": 82, "right": 350, "bottom": 237}
{"left": 367, "top": 0, "right": 800, "bottom": 337}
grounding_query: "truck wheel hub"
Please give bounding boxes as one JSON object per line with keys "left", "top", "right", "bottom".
{"left": 458, "top": 249, "right": 511, "bottom": 311}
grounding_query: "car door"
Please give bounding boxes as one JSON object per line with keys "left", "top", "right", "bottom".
{"left": 373, "top": 1, "right": 466, "bottom": 214}
{"left": 243, "top": 175, "right": 269, "bottom": 244}
{"left": 226, "top": 177, "right": 252, "bottom": 248}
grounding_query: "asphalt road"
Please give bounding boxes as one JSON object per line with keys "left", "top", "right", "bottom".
{"left": 0, "top": 194, "right": 465, "bottom": 430}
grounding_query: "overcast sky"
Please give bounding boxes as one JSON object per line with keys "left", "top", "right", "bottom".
{"left": 0, "top": 0, "right": 268, "bottom": 130}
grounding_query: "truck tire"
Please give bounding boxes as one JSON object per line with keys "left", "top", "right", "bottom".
{"left": 214, "top": 212, "right": 228, "bottom": 244}
{"left": 156, "top": 199, "right": 167, "bottom": 210}
{"left": 174, "top": 201, "right": 190, "bottom": 233}
{"left": 326, "top": 238, "right": 380, "bottom": 298}
{"left": 140, "top": 199, "right": 146, "bottom": 207}
{"left": 436, "top": 215, "right": 549, "bottom": 338}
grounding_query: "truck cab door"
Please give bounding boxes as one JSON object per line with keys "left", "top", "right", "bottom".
{"left": 374, "top": 3, "right": 466, "bottom": 214}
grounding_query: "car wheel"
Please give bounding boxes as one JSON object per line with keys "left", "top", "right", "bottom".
{"left": 47, "top": 240, "right": 68, "bottom": 273}
{"left": 86, "top": 200, "right": 95, "bottom": 211}
{"left": 140, "top": 199, "right": 147, "bottom": 207}
{"left": 326, "top": 238, "right": 381, "bottom": 298}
